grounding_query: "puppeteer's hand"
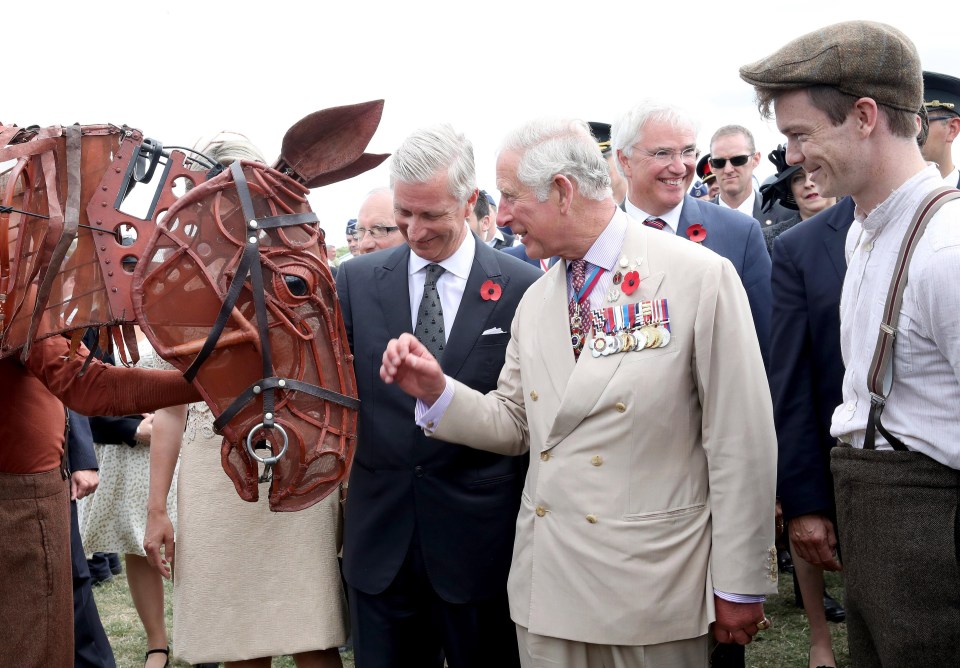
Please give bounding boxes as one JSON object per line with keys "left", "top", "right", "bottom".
{"left": 789, "top": 513, "right": 842, "bottom": 571}
{"left": 713, "top": 597, "right": 768, "bottom": 645}
{"left": 144, "top": 509, "right": 175, "bottom": 579}
{"left": 380, "top": 333, "right": 446, "bottom": 405}
{"left": 71, "top": 469, "right": 99, "bottom": 500}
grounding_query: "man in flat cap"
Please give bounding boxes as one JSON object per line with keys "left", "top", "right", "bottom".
{"left": 742, "top": 21, "right": 960, "bottom": 666}
{"left": 922, "top": 70, "right": 960, "bottom": 186}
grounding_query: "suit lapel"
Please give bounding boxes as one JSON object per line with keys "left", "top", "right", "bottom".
{"left": 442, "top": 241, "right": 504, "bottom": 378}
{"left": 374, "top": 245, "right": 415, "bottom": 340}
{"left": 536, "top": 263, "right": 577, "bottom": 400}
{"left": 544, "top": 224, "right": 664, "bottom": 448}
{"left": 824, "top": 197, "right": 855, "bottom": 281}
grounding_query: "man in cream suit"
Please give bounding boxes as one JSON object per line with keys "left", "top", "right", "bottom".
{"left": 381, "top": 118, "right": 778, "bottom": 667}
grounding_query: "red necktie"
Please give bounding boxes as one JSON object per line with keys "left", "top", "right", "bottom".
{"left": 568, "top": 259, "right": 587, "bottom": 322}
{"left": 643, "top": 217, "right": 666, "bottom": 230}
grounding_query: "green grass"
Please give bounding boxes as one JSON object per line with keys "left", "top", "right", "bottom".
{"left": 93, "top": 570, "right": 846, "bottom": 667}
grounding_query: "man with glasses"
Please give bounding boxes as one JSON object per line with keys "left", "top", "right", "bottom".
{"left": 921, "top": 70, "right": 960, "bottom": 186}
{"left": 708, "top": 125, "right": 782, "bottom": 226}
{"left": 353, "top": 187, "right": 405, "bottom": 255}
{"left": 613, "top": 101, "right": 772, "bottom": 368}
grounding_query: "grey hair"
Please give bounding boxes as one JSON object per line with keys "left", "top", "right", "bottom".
{"left": 499, "top": 118, "right": 611, "bottom": 202}
{"left": 192, "top": 133, "right": 266, "bottom": 170}
{"left": 611, "top": 101, "right": 701, "bottom": 175}
{"left": 389, "top": 124, "right": 476, "bottom": 204}
{"left": 710, "top": 124, "right": 756, "bottom": 153}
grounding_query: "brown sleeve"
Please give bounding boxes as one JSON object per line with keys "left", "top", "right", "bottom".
{"left": 25, "top": 336, "right": 202, "bottom": 416}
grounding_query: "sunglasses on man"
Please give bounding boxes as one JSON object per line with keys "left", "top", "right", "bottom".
{"left": 709, "top": 155, "right": 752, "bottom": 169}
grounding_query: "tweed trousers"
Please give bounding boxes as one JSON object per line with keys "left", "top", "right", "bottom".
{"left": 0, "top": 468, "right": 72, "bottom": 668}
{"left": 832, "top": 444, "right": 960, "bottom": 667}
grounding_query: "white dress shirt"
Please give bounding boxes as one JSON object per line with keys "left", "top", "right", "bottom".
{"left": 623, "top": 198, "right": 683, "bottom": 235}
{"left": 718, "top": 189, "right": 757, "bottom": 218}
{"left": 407, "top": 227, "right": 476, "bottom": 341}
{"left": 831, "top": 165, "right": 960, "bottom": 468}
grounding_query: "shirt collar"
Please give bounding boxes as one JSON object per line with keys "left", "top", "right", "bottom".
{"left": 623, "top": 197, "right": 684, "bottom": 232}
{"left": 858, "top": 165, "right": 944, "bottom": 232}
{"left": 570, "top": 208, "right": 629, "bottom": 273}
{"left": 408, "top": 225, "right": 476, "bottom": 279}
{"left": 718, "top": 189, "right": 756, "bottom": 216}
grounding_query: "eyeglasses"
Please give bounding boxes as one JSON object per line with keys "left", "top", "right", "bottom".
{"left": 351, "top": 225, "right": 400, "bottom": 241}
{"left": 637, "top": 147, "right": 700, "bottom": 165}
{"left": 709, "top": 154, "right": 752, "bottom": 169}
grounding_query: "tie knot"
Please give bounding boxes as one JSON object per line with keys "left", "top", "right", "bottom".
{"left": 425, "top": 263, "right": 445, "bottom": 286}
{"left": 643, "top": 217, "right": 667, "bottom": 230}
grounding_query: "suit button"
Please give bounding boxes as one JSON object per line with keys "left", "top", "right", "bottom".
{"left": 414, "top": 466, "right": 424, "bottom": 478}
{"left": 615, "top": 402, "right": 626, "bottom": 413}
{"left": 591, "top": 455, "right": 603, "bottom": 466}
{"left": 530, "top": 390, "right": 539, "bottom": 401}
{"left": 540, "top": 451, "right": 551, "bottom": 462}
{"left": 535, "top": 506, "right": 546, "bottom": 517}
{"left": 586, "top": 514, "right": 598, "bottom": 523}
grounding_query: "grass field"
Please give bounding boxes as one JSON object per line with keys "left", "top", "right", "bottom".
{"left": 93, "top": 570, "right": 847, "bottom": 667}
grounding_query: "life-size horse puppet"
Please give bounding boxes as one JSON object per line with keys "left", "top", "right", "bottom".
{"left": 0, "top": 101, "right": 388, "bottom": 511}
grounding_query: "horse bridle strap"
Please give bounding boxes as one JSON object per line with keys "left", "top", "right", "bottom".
{"left": 183, "top": 161, "right": 357, "bottom": 439}
{"left": 213, "top": 376, "right": 360, "bottom": 433}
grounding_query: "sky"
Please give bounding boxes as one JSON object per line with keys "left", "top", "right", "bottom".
{"left": 6, "top": 2, "right": 958, "bottom": 249}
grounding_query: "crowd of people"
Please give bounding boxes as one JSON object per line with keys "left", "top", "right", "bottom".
{"left": 4, "top": 18, "right": 960, "bottom": 668}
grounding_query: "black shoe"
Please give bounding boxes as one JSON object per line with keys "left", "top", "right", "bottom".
{"left": 90, "top": 573, "right": 113, "bottom": 587}
{"left": 107, "top": 552, "right": 123, "bottom": 575}
{"left": 193, "top": 664, "right": 219, "bottom": 667}
{"left": 823, "top": 592, "right": 846, "bottom": 623}
{"left": 145, "top": 647, "right": 169, "bottom": 667}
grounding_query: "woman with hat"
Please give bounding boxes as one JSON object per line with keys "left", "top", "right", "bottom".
{"left": 759, "top": 145, "right": 837, "bottom": 255}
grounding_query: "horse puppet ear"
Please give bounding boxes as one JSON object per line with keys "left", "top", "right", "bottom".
{"left": 272, "top": 99, "right": 389, "bottom": 188}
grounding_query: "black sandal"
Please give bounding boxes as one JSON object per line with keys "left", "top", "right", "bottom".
{"left": 145, "top": 647, "right": 170, "bottom": 667}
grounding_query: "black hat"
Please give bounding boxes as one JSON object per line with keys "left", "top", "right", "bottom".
{"left": 923, "top": 70, "right": 960, "bottom": 117}
{"left": 759, "top": 145, "right": 801, "bottom": 213}
{"left": 588, "top": 121, "right": 613, "bottom": 156}
{"left": 696, "top": 153, "right": 716, "bottom": 184}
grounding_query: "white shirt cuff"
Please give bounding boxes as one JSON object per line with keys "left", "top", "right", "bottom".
{"left": 414, "top": 376, "right": 455, "bottom": 434}
{"left": 714, "top": 590, "right": 765, "bottom": 604}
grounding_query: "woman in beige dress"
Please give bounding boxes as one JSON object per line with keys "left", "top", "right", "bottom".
{"left": 142, "top": 136, "right": 348, "bottom": 668}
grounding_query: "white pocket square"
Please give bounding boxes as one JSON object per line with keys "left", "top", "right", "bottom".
{"left": 482, "top": 327, "right": 506, "bottom": 335}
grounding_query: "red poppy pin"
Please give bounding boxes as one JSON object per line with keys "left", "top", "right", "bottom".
{"left": 686, "top": 224, "right": 707, "bottom": 243}
{"left": 621, "top": 270, "right": 640, "bottom": 296}
{"left": 480, "top": 279, "right": 502, "bottom": 301}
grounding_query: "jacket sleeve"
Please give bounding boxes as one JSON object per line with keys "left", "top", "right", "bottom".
{"left": 66, "top": 410, "right": 98, "bottom": 472}
{"left": 740, "top": 223, "right": 773, "bottom": 370}
{"left": 769, "top": 235, "right": 833, "bottom": 519}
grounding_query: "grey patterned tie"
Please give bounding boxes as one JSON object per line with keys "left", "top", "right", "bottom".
{"left": 415, "top": 264, "right": 446, "bottom": 359}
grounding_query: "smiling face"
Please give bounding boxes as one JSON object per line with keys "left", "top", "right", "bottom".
{"left": 789, "top": 168, "right": 837, "bottom": 219}
{"left": 618, "top": 118, "right": 697, "bottom": 216}
{"left": 710, "top": 132, "right": 760, "bottom": 206}
{"left": 775, "top": 90, "right": 861, "bottom": 201}
{"left": 393, "top": 171, "right": 473, "bottom": 263}
{"left": 496, "top": 149, "right": 560, "bottom": 259}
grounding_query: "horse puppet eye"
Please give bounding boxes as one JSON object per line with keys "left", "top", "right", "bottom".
{"left": 283, "top": 274, "right": 310, "bottom": 297}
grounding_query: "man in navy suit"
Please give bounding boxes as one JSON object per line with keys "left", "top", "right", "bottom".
{"left": 921, "top": 70, "right": 960, "bottom": 187}
{"left": 67, "top": 411, "right": 117, "bottom": 667}
{"left": 770, "top": 196, "right": 854, "bottom": 668}
{"left": 336, "top": 124, "right": 541, "bottom": 667}
{"left": 612, "top": 101, "right": 772, "bottom": 367}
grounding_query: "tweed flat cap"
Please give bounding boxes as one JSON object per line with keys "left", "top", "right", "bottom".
{"left": 739, "top": 21, "right": 922, "bottom": 113}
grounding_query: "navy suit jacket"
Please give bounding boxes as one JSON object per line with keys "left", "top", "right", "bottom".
{"left": 769, "top": 196, "right": 855, "bottom": 520}
{"left": 336, "top": 237, "right": 542, "bottom": 603}
{"left": 502, "top": 242, "right": 555, "bottom": 270}
{"left": 676, "top": 196, "right": 773, "bottom": 366}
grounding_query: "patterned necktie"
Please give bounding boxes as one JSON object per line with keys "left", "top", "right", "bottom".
{"left": 568, "top": 259, "right": 588, "bottom": 359}
{"left": 415, "top": 264, "right": 446, "bottom": 359}
{"left": 568, "top": 259, "right": 587, "bottom": 323}
{"left": 643, "top": 216, "right": 667, "bottom": 230}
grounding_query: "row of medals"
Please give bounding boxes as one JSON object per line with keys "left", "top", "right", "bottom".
{"left": 570, "top": 302, "right": 671, "bottom": 358}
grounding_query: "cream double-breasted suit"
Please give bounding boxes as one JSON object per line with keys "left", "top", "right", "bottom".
{"left": 431, "top": 218, "right": 777, "bottom": 647}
